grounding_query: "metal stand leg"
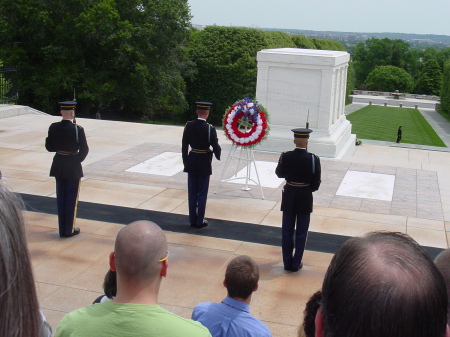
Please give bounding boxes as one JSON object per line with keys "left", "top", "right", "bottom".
{"left": 214, "top": 143, "right": 265, "bottom": 199}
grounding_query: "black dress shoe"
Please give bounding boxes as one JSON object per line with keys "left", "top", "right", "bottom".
{"left": 284, "top": 263, "right": 303, "bottom": 272}
{"left": 190, "top": 220, "right": 208, "bottom": 228}
{"left": 60, "top": 227, "right": 81, "bottom": 237}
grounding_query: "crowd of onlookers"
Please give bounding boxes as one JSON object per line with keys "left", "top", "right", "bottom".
{"left": 1, "top": 182, "right": 450, "bottom": 337}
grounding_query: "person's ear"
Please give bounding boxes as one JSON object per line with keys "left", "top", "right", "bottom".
{"left": 160, "top": 259, "right": 168, "bottom": 277}
{"left": 223, "top": 279, "right": 227, "bottom": 288}
{"left": 315, "top": 307, "right": 323, "bottom": 337}
{"left": 254, "top": 282, "right": 259, "bottom": 292}
{"left": 109, "top": 252, "right": 116, "bottom": 271}
{"left": 445, "top": 324, "right": 450, "bottom": 337}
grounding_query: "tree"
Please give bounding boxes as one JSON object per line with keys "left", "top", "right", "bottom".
{"left": 291, "top": 35, "right": 316, "bottom": 49}
{"left": 185, "top": 26, "right": 296, "bottom": 124}
{"left": 441, "top": 60, "right": 450, "bottom": 113}
{"left": 311, "top": 38, "right": 345, "bottom": 51}
{"left": 414, "top": 59, "right": 442, "bottom": 95}
{"left": 353, "top": 38, "right": 414, "bottom": 87}
{"left": 0, "top": 0, "right": 191, "bottom": 119}
{"left": 365, "top": 65, "right": 414, "bottom": 92}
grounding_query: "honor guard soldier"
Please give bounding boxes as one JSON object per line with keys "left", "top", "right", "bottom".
{"left": 182, "top": 102, "right": 221, "bottom": 228}
{"left": 45, "top": 101, "right": 89, "bottom": 237}
{"left": 275, "top": 128, "right": 321, "bottom": 271}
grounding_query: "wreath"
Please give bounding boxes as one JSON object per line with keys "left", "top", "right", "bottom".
{"left": 223, "top": 97, "right": 270, "bottom": 147}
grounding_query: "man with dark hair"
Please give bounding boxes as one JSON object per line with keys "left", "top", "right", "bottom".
{"left": 45, "top": 101, "right": 89, "bottom": 237}
{"left": 182, "top": 102, "right": 221, "bottom": 228}
{"left": 435, "top": 248, "right": 450, "bottom": 325}
{"left": 275, "top": 128, "right": 321, "bottom": 272}
{"left": 317, "top": 231, "right": 450, "bottom": 337}
{"left": 192, "top": 255, "right": 271, "bottom": 337}
{"left": 55, "top": 221, "right": 211, "bottom": 337}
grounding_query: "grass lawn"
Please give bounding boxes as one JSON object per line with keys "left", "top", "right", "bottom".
{"left": 347, "top": 105, "right": 446, "bottom": 147}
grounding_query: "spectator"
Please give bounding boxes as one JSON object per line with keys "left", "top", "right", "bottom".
{"left": 0, "top": 184, "right": 52, "bottom": 337}
{"left": 92, "top": 270, "right": 117, "bottom": 304}
{"left": 55, "top": 220, "right": 211, "bottom": 337}
{"left": 298, "top": 290, "right": 322, "bottom": 337}
{"left": 435, "top": 248, "right": 450, "bottom": 325}
{"left": 317, "top": 231, "right": 449, "bottom": 337}
{"left": 192, "top": 255, "right": 271, "bottom": 337}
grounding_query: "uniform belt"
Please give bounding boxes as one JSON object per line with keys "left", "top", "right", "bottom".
{"left": 56, "top": 151, "right": 78, "bottom": 155}
{"left": 286, "top": 181, "right": 310, "bottom": 187}
{"left": 190, "top": 148, "right": 209, "bottom": 154}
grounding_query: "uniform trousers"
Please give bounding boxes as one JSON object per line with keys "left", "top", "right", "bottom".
{"left": 188, "top": 173, "right": 210, "bottom": 225}
{"left": 282, "top": 211, "right": 311, "bottom": 268}
{"left": 56, "top": 178, "right": 80, "bottom": 236}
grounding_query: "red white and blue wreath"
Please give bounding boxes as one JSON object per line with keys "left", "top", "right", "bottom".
{"left": 223, "top": 97, "right": 270, "bottom": 147}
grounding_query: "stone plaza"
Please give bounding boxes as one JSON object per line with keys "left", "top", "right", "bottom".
{"left": 1, "top": 102, "right": 450, "bottom": 336}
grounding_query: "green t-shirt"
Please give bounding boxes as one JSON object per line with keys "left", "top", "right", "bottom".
{"left": 55, "top": 302, "right": 211, "bottom": 337}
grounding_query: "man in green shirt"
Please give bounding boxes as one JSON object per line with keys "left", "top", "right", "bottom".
{"left": 55, "top": 221, "right": 211, "bottom": 337}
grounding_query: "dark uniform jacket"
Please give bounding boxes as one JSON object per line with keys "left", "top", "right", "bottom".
{"left": 45, "top": 120, "right": 89, "bottom": 179}
{"left": 182, "top": 119, "right": 221, "bottom": 175}
{"left": 275, "top": 148, "right": 321, "bottom": 214}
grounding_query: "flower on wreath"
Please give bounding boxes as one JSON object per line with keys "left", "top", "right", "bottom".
{"left": 222, "top": 97, "right": 270, "bottom": 147}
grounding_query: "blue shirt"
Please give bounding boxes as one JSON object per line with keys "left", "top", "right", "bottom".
{"left": 192, "top": 297, "right": 272, "bottom": 337}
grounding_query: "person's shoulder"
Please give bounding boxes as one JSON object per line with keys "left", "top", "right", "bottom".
{"left": 49, "top": 121, "right": 61, "bottom": 128}
{"left": 184, "top": 120, "right": 195, "bottom": 128}
{"left": 309, "top": 152, "right": 320, "bottom": 161}
{"left": 160, "top": 308, "right": 212, "bottom": 336}
{"left": 242, "top": 315, "right": 272, "bottom": 336}
{"left": 194, "top": 301, "right": 214, "bottom": 309}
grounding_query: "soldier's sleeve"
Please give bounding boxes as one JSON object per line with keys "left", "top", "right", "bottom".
{"left": 275, "top": 152, "right": 285, "bottom": 178}
{"left": 310, "top": 154, "right": 321, "bottom": 192}
{"left": 45, "top": 125, "right": 56, "bottom": 152}
{"left": 209, "top": 124, "right": 221, "bottom": 161}
{"left": 77, "top": 125, "right": 89, "bottom": 162}
{"left": 181, "top": 122, "right": 190, "bottom": 165}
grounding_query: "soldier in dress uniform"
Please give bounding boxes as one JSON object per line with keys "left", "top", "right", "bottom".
{"left": 275, "top": 128, "right": 321, "bottom": 271}
{"left": 182, "top": 102, "right": 221, "bottom": 228}
{"left": 396, "top": 126, "right": 402, "bottom": 143}
{"left": 45, "top": 101, "right": 89, "bottom": 237}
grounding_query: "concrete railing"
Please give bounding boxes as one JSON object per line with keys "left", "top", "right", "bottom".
{"left": 353, "top": 90, "right": 440, "bottom": 101}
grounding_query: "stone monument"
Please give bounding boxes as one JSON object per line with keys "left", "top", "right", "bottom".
{"left": 255, "top": 48, "right": 355, "bottom": 158}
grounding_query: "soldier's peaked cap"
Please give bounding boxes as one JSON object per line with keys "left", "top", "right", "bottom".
{"left": 292, "top": 128, "right": 312, "bottom": 138}
{"left": 195, "top": 102, "right": 212, "bottom": 111}
{"left": 59, "top": 101, "right": 77, "bottom": 110}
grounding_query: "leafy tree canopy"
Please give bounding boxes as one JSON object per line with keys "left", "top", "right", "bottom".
{"left": 0, "top": 0, "right": 191, "bottom": 118}
{"left": 185, "top": 26, "right": 297, "bottom": 124}
{"left": 353, "top": 38, "right": 416, "bottom": 86}
{"left": 414, "top": 59, "right": 442, "bottom": 95}
{"left": 441, "top": 60, "right": 450, "bottom": 113}
{"left": 365, "top": 65, "right": 414, "bottom": 92}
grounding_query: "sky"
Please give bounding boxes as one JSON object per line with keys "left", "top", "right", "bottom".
{"left": 188, "top": 0, "right": 450, "bottom": 36}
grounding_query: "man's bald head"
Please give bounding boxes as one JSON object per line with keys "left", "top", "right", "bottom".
{"left": 114, "top": 221, "right": 167, "bottom": 282}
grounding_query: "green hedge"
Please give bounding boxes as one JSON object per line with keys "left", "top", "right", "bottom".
{"left": 185, "top": 26, "right": 345, "bottom": 124}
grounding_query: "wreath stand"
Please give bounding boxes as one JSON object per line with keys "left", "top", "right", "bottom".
{"left": 214, "top": 143, "right": 265, "bottom": 200}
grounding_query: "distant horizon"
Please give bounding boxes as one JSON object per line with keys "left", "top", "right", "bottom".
{"left": 191, "top": 24, "right": 450, "bottom": 38}
{"left": 188, "top": 0, "right": 450, "bottom": 37}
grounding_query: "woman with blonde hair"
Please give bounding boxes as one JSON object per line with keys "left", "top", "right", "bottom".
{"left": 0, "top": 184, "right": 52, "bottom": 336}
